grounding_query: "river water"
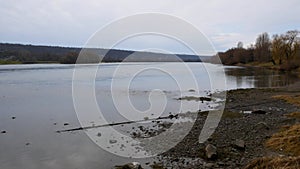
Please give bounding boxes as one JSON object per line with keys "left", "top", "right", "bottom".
{"left": 0, "top": 63, "right": 299, "bottom": 169}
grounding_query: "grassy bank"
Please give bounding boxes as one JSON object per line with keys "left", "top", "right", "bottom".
{"left": 244, "top": 94, "right": 300, "bottom": 169}
{"left": 0, "top": 60, "right": 22, "bottom": 64}
{"left": 236, "top": 62, "right": 300, "bottom": 72}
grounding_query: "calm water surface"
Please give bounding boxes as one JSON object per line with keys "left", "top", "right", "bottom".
{"left": 0, "top": 63, "right": 299, "bottom": 169}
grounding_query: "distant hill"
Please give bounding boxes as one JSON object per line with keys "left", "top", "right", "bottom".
{"left": 0, "top": 43, "right": 209, "bottom": 64}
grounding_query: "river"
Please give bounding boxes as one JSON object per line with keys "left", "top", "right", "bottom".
{"left": 0, "top": 63, "right": 299, "bottom": 169}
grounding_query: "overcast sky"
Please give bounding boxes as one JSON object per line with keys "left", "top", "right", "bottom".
{"left": 0, "top": 0, "right": 299, "bottom": 53}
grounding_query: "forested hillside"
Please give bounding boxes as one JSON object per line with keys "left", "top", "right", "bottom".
{"left": 0, "top": 43, "right": 206, "bottom": 64}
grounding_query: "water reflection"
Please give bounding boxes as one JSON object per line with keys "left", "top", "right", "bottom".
{"left": 225, "top": 66, "right": 300, "bottom": 88}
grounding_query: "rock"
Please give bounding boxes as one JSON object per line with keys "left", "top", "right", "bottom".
{"left": 204, "top": 162, "right": 214, "bottom": 168}
{"left": 251, "top": 110, "right": 267, "bottom": 114}
{"left": 205, "top": 144, "right": 217, "bottom": 159}
{"left": 188, "top": 89, "right": 195, "bottom": 92}
{"left": 1, "top": 130, "right": 6, "bottom": 134}
{"left": 150, "top": 163, "right": 164, "bottom": 169}
{"left": 234, "top": 139, "right": 245, "bottom": 150}
{"left": 109, "top": 139, "right": 117, "bottom": 144}
{"left": 217, "top": 161, "right": 226, "bottom": 166}
{"left": 168, "top": 114, "right": 178, "bottom": 119}
{"left": 63, "top": 123, "right": 69, "bottom": 126}
{"left": 12, "top": 116, "right": 16, "bottom": 119}
{"left": 138, "top": 126, "right": 145, "bottom": 131}
{"left": 255, "top": 122, "right": 270, "bottom": 130}
{"left": 115, "top": 162, "right": 143, "bottom": 169}
{"left": 200, "top": 97, "right": 212, "bottom": 103}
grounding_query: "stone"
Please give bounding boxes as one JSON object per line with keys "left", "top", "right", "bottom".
{"left": 234, "top": 139, "right": 245, "bottom": 150}
{"left": 217, "top": 161, "right": 226, "bottom": 166}
{"left": 200, "top": 97, "right": 212, "bottom": 103}
{"left": 115, "top": 162, "right": 143, "bottom": 169}
{"left": 255, "top": 122, "right": 270, "bottom": 130}
{"left": 251, "top": 110, "right": 267, "bottom": 114}
{"left": 205, "top": 144, "right": 217, "bottom": 159}
{"left": 109, "top": 139, "right": 117, "bottom": 144}
{"left": 204, "top": 163, "right": 214, "bottom": 168}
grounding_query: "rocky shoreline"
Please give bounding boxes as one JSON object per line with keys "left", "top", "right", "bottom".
{"left": 157, "top": 86, "right": 300, "bottom": 169}
{"left": 114, "top": 85, "right": 300, "bottom": 169}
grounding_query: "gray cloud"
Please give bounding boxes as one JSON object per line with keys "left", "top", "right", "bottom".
{"left": 0, "top": 0, "right": 299, "bottom": 52}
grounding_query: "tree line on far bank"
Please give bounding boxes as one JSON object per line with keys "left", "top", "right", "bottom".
{"left": 212, "top": 30, "right": 300, "bottom": 71}
{"left": 0, "top": 43, "right": 205, "bottom": 64}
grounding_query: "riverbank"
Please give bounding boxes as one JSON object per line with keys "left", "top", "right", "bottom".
{"left": 235, "top": 62, "right": 300, "bottom": 72}
{"left": 0, "top": 60, "right": 22, "bottom": 64}
{"left": 157, "top": 84, "right": 300, "bottom": 168}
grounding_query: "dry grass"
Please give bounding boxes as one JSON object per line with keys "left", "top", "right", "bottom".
{"left": 244, "top": 156, "right": 300, "bottom": 169}
{"left": 245, "top": 124, "right": 300, "bottom": 168}
{"left": 243, "top": 62, "right": 281, "bottom": 69}
{"left": 256, "top": 62, "right": 277, "bottom": 67}
{"left": 285, "top": 112, "right": 300, "bottom": 119}
{"left": 265, "top": 124, "right": 300, "bottom": 156}
{"left": 244, "top": 96, "right": 300, "bottom": 169}
{"left": 272, "top": 95, "right": 300, "bottom": 107}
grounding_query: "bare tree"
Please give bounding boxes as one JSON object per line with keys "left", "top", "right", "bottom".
{"left": 271, "top": 30, "right": 299, "bottom": 65}
{"left": 282, "top": 30, "right": 299, "bottom": 60}
{"left": 237, "top": 41, "right": 243, "bottom": 48}
{"left": 254, "top": 32, "right": 271, "bottom": 62}
{"left": 271, "top": 34, "right": 285, "bottom": 65}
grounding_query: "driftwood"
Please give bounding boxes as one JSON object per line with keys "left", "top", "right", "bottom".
{"left": 56, "top": 114, "right": 179, "bottom": 133}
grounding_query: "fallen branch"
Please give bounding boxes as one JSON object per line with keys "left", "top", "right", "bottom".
{"left": 56, "top": 114, "right": 179, "bottom": 133}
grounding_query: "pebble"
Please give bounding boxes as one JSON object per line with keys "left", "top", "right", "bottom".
{"left": 204, "top": 163, "right": 214, "bottom": 168}
{"left": 255, "top": 122, "right": 270, "bottom": 130}
{"left": 252, "top": 110, "right": 267, "bottom": 114}
{"left": 109, "top": 139, "right": 117, "bottom": 144}
{"left": 205, "top": 144, "right": 217, "bottom": 159}
{"left": 234, "top": 139, "right": 245, "bottom": 150}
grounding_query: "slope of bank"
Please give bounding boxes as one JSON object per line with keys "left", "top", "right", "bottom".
{"left": 235, "top": 62, "right": 300, "bottom": 72}
{"left": 158, "top": 84, "right": 300, "bottom": 168}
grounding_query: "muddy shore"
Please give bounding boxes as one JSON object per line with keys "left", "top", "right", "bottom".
{"left": 156, "top": 84, "right": 300, "bottom": 169}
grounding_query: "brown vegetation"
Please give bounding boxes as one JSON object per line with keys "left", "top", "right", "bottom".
{"left": 244, "top": 123, "right": 300, "bottom": 169}
{"left": 285, "top": 112, "right": 300, "bottom": 119}
{"left": 265, "top": 124, "right": 300, "bottom": 156}
{"left": 244, "top": 91, "right": 300, "bottom": 169}
{"left": 213, "top": 30, "right": 300, "bottom": 71}
{"left": 244, "top": 156, "right": 300, "bottom": 169}
{"left": 272, "top": 95, "right": 300, "bottom": 107}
